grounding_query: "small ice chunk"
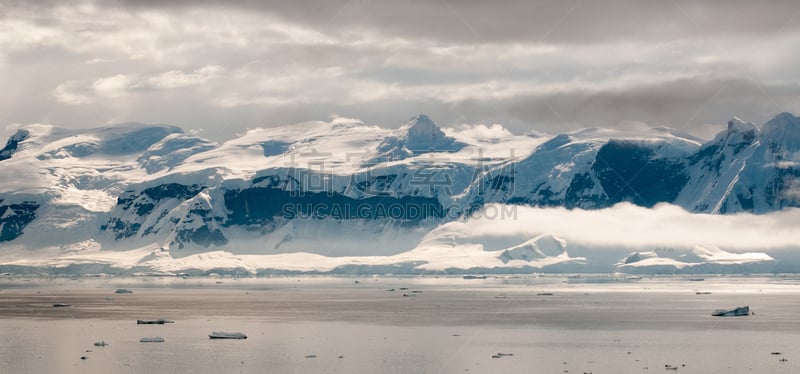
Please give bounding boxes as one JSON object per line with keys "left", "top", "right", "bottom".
{"left": 209, "top": 332, "right": 247, "bottom": 339}
{"left": 140, "top": 337, "right": 165, "bottom": 343}
{"left": 137, "top": 319, "right": 174, "bottom": 324}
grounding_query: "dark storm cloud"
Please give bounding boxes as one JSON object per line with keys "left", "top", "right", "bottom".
{"left": 105, "top": 0, "right": 800, "bottom": 44}
{"left": 483, "top": 77, "right": 800, "bottom": 136}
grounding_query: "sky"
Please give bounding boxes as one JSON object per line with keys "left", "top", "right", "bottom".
{"left": 2, "top": 0, "right": 800, "bottom": 142}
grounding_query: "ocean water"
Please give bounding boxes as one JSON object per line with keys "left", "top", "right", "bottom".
{"left": 1, "top": 275, "right": 799, "bottom": 373}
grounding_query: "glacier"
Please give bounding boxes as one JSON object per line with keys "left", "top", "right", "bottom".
{"left": 0, "top": 113, "right": 798, "bottom": 275}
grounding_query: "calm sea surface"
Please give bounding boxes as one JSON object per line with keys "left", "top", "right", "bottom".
{"left": 1, "top": 275, "right": 799, "bottom": 373}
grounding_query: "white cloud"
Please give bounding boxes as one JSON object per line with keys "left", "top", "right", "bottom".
{"left": 784, "top": 178, "right": 800, "bottom": 202}
{"left": 444, "top": 123, "right": 513, "bottom": 142}
{"left": 53, "top": 81, "right": 93, "bottom": 105}
{"left": 328, "top": 114, "right": 364, "bottom": 126}
{"left": 460, "top": 203, "right": 800, "bottom": 250}
{"left": 51, "top": 65, "right": 226, "bottom": 105}
{"left": 4, "top": 1, "right": 800, "bottom": 141}
{"left": 143, "top": 65, "right": 225, "bottom": 90}
{"left": 91, "top": 74, "right": 134, "bottom": 97}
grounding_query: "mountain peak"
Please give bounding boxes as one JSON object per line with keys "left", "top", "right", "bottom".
{"left": 400, "top": 114, "right": 439, "bottom": 134}
{"left": 763, "top": 112, "right": 799, "bottom": 132}
{"left": 772, "top": 111, "right": 797, "bottom": 122}
{"left": 406, "top": 114, "right": 434, "bottom": 126}
{"left": 0, "top": 129, "right": 30, "bottom": 161}
{"left": 726, "top": 117, "right": 758, "bottom": 136}
{"left": 706, "top": 116, "right": 758, "bottom": 147}
{"left": 761, "top": 112, "right": 800, "bottom": 151}
{"left": 369, "top": 115, "right": 464, "bottom": 163}
{"left": 399, "top": 114, "right": 448, "bottom": 149}
{"left": 700, "top": 117, "right": 758, "bottom": 155}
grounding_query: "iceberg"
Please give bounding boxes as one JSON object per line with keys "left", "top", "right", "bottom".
{"left": 137, "top": 319, "right": 174, "bottom": 324}
{"left": 462, "top": 275, "right": 487, "bottom": 279}
{"left": 139, "top": 337, "right": 165, "bottom": 343}
{"left": 711, "top": 306, "right": 750, "bottom": 317}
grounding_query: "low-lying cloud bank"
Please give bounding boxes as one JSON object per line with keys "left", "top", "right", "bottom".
{"left": 457, "top": 203, "right": 800, "bottom": 251}
{"left": 2, "top": 202, "right": 797, "bottom": 275}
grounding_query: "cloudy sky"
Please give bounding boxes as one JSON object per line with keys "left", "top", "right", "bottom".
{"left": 2, "top": 0, "right": 800, "bottom": 141}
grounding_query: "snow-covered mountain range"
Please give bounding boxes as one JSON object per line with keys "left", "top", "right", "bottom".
{"left": 0, "top": 113, "right": 798, "bottom": 275}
